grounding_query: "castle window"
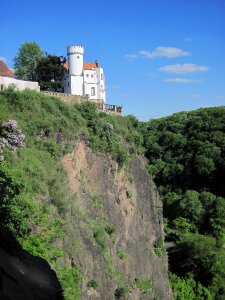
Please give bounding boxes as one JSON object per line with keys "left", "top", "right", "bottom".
{"left": 77, "top": 56, "right": 80, "bottom": 59}
{"left": 101, "top": 74, "right": 103, "bottom": 80}
{"left": 68, "top": 82, "right": 69, "bottom": 87}
{"left": 91, "top": 87, "right": 95, "bottom": 96}
{"left": 91, "top": 74, "right": 94, "bottom": 78}
{"left": 1, "top": 84, "right": 4, "bottom": 91}
{"left": 86, "top": 74, "right": 89, "bottom": 77}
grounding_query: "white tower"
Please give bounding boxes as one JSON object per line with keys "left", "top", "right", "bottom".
{"left": 67, "top": 45, "right": 84, "bottom": 95}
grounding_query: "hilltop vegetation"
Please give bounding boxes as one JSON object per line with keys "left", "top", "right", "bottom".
{"left": 142, "top": 107, "right": 225, "bottom": 299}
{"left": 0, "top": 88, "right": 224, "bottom": 299}
{"left": 0, "top": 88, "right": 143, "bottom": 299}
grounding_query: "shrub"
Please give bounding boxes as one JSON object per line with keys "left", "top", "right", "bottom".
{"left": 56, "top": 265, "right": 83, "bottom": 300}
{"left": 135, "top": 278, "right": 152, "bottom": 293}
{"left": 105, "top": 224, "right": 116, "bottom": 236}
{"left": 154, "top": 237, "right": 166, "bottom": 257}
{"left": 117, "top": 250, "right": 127, "bottom": 260}
{"left": 126, "top": 190, "right": 132, "bottom": 198}
{"left": 92, "top": 196, "right": 103, "bottom": 208}
{"left": 114, "top": 285, "right": 132, "bottom": 299}
{"left": 87, "top": 279, "right": 98, "bottom": 289}
{"left": 93, "top": 228, "right": 106, "bottom": 250}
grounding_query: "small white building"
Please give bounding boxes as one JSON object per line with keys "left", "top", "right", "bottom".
{"left": 63, "top": 45, "right": 106, "bottom": 102}
{"left": 0, "top": 60, "right": 40, "bottom": 92}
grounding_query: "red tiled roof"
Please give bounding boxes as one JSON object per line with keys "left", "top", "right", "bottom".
{"left": 83, "top": 62, "right": 97, "bottom": 70}
{"left": 0, "top": 60, "right": 14, "bottom": 77}
{"left": 63, "top": 61, "right": 98, "bottom": 72}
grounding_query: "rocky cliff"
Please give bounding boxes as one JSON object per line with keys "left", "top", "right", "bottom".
{"left": 0, "top": 230, "right": 63, "bottom": 300}
{"left": 0, "top": 90, "right": 173, "bottom": 299}
{"left": 62, "top": 142, "right": 172, "bottom": 300}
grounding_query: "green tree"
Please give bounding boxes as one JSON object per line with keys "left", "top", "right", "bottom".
{"left": 36, "top": 54, "right": 66, "bottom": 91}
{"left": 13, "top": 42, "right": 44, "bottom": 81}
{"left": 179, "top": 190, "right": 203, "bottom": 225}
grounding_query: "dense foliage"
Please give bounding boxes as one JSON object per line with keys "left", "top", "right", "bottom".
{"left": 1, "top": 88, "right": 224, "bottom": 299}
{"left": 142, "top": 107, "right": 225, "bottom": 299}
{"left": 13, "top": 42, "right": 44, "bottom": 81}
{"left": 13, "top": 42, "right": 66, "bottom": 91}
{"left": 36, "top": 54, "right": 66, "bottom": 91}
{"left": 0, "top": 88, "right": 143, "bottom": 298}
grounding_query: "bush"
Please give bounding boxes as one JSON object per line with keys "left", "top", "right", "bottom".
{"left": 154, "top": 237, "right": 165, "bottom": 257}
{"left": 93, "top": 228, "right": 106, "bottom": 250}
{"left": 0, "top": 162, "right": 33, "bottom": 236}
{"left": 56, "top": 265, "right": 83, "bottom": 300}
{"left": 117, "top": 251, "right": 127, "bottom": 260}
{"left": 114, "top": 285, "right": 132, "bottom": 299}
{"left": 135, "top": 278, "right": 152, "bottom": 293}
{"left": 87, "top": 279, "right": 98, "bottom": 289}
{"left": 105, "top": 224, "right": 116, "bottom": 236}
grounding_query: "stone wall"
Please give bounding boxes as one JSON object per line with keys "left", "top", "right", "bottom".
{"left": 41, "top": 91, "right": 91, "bottom": 105}
{"left": 42, "top": 91, "right": 122, "bottom": 114}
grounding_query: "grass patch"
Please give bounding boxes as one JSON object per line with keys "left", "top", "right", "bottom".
{"left": 154, "top": 237, "right": 166, "bottom": 257}
{"left": 135, "top": 278, "right": 152, "bottom": 293}
{"left": 92, "top": 196, "right": 103, "bottom": 208}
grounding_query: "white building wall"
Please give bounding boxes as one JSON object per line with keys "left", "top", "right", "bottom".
{"left": 67, "top": 45, "right": 84, "bottom": 76}
{"left": 83, "top": 68, "right": 105, "bottom": 102}
{"left": 0, "top": 76, "right": 40, "bottom": 91}
{"left": 66, "top": 45, "right": 84, "bottom": 96}
{"left": 96, "top": 67, "right": 106, "bottom": 102}
{"left": 64, "top": 45, "right": 106, "bottom": 102}
{"left": 70, "top": 75, "right": 83, "bottom": 96}
{"left": 84, "top": 69, "right": 98, "bottom": 100}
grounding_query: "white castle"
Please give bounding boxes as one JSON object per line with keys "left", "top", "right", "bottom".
{"left": 63, "top": 45, "right": 106, "bottom": 102}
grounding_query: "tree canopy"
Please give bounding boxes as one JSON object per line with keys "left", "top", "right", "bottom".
{"left": 142, "top": 107, "right": 225, "bottom": 299}
{"left": 13, "top": 42, "right": 44, "bottom": 81}
{"left": 36, "top": 54, "right": 66, "bottom": 91}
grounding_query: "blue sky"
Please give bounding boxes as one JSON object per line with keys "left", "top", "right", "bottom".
{"left": 1, "top": 0, "right": 225, "bottom": 120}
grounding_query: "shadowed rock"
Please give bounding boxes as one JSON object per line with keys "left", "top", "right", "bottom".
{"left": 0, "top": 230, "right": 63, "bottom": 300}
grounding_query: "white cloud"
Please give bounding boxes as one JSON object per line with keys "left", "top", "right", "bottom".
{"left": 164, "top": 78, "right": 201, "bottom": 83}
{"left": 0, "top": 56, "right": 7, "bottom": 63}
{"left": 125, "top": 46, "right": 190, "bottom": 60}
{"left": 139, "top": 47, "right": 190, "bottom": 58}
{"left": 159, "top": 64, "right": 209, "bottom": 74}
{"left": 124, "top": 54, "right": 138, "bottom": 60}
{"left": 216, "top": 95, "right": 225, "bottom": 99}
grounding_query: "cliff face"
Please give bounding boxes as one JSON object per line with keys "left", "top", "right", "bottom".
{"left": 62, "top": 142, "right": 172, "bottom": 300}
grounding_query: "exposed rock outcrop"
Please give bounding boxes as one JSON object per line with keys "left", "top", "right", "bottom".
{"left": 62, "top": 143, "right": 173, "bottom": 299}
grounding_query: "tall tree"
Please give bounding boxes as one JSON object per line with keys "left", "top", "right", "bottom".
{"left": 36, "top": 55, "right": 66, "bottom": 91}
{"left": 13, "top": 42, "right": 44, "bottom": 81}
